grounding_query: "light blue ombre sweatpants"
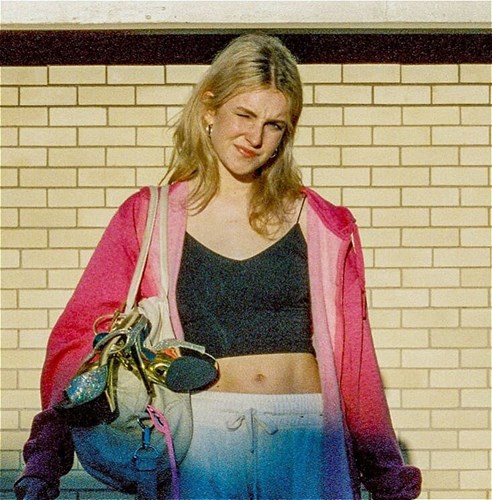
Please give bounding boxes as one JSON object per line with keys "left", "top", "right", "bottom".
{"left": 178, "top": 391, "right": 352, "bottom": 500}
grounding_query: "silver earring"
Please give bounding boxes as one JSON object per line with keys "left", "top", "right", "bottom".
{"left": 270, "top": 148, "right": 279, "bottom": 159}
{"left": 207, "top": 124, "right": 212, "bottom": 137}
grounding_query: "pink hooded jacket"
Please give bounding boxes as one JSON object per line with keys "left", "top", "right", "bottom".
{"left": 25, "top": 183, "right": 421, "bottom": 499}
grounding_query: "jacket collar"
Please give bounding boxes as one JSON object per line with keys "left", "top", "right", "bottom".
{"left": 302, "top": 187, "right": 355, "bottom": 240}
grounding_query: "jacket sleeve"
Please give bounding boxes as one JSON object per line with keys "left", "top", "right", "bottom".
{"left": 17, "top": 188, "right": 153, "bottom": 490}
{"left": 15, "top": 408, "right": 74, "bottom": 496}
{"left": 40, "top": 187, "right": 151, "bottom": 409}
{"left": 340, "top": 242, "right": 422, "bottom": 500}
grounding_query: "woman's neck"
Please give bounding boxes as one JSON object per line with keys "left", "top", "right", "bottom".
{"left": 217, "top": 169, "right": 255, "bottom": 201}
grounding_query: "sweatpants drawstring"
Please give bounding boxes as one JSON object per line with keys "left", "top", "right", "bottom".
{"left": 226, "top": 409, "right": 278, "bottom": 498}
{"left": 226, "top": 409, "right": 278, "bottom": 453}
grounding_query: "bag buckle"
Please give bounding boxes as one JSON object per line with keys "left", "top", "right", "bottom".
{"left": 133, "top": 419, "right": 158, "bottom": 472}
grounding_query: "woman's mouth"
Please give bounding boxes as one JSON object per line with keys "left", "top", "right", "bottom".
{"left": 235, "top": 145, "right": 257, "bottom": 159}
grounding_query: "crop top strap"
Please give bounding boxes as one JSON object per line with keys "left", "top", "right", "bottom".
{"left": 296, "top": 195, "right": 307, "bottom": 224}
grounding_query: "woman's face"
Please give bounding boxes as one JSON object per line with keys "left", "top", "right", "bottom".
{"left": 204, "top": 87, "right": 289, "bottom": 182}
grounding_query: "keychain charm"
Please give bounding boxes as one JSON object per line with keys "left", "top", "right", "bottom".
{"left": 133, "top": 420, "right": 158, "bottom": 471}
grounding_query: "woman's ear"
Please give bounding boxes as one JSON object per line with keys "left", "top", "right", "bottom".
{"left": 202, "top": 91, "right": 215, "bottom": 125}
{"left": 204, "top": 113, "right": 215, "bottom": 129}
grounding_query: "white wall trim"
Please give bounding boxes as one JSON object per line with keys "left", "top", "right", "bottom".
{"left": 1, "top": 0, "right": 491, "bottom": 30}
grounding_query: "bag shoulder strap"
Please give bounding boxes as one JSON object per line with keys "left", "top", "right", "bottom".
{"left": 124, "top": 186, "right": 159, "bottom": 313}
{"left": 159, "top": 185, "right": 169, "bottom": 297}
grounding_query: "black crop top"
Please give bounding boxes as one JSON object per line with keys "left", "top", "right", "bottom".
{"left": 176, "top": 224, "right": 314, "bottom": 358}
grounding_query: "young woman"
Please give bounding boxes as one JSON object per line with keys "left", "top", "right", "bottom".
{"left": 15, "top": 34, "right": 421, "bottom": 499}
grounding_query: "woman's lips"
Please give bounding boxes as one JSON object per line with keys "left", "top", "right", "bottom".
{"left": 235, "top": 145, "right": 257, "bottom": 159}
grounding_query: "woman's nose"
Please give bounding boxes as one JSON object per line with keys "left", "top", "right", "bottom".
{"left": 245, "top": 123, "right": 263, "bottom": 148}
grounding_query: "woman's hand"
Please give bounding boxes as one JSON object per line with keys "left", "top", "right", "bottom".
{"left": 14, "top": 477, "right": 53, "bottom": 500}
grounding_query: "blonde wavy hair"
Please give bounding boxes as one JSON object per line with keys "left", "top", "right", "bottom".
{"left": 167, "top": 34, "right": 304, "bottom": 236}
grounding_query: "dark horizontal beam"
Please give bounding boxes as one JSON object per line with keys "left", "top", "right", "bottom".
{"left": 1, "top": 30, "right": 491, "bottom": 65}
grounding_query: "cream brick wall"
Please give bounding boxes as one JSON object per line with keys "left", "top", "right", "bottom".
{"left": 1, "top": 63, "right": 490, "bottom": 499}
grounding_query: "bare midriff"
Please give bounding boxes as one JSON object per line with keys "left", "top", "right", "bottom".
{"left": 209, "top": 352, "right": 321, "bottom": 394}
